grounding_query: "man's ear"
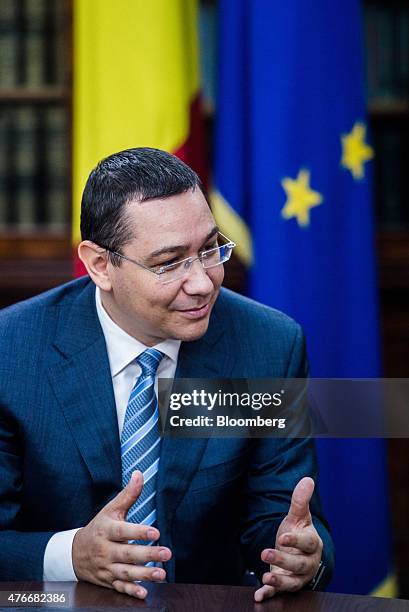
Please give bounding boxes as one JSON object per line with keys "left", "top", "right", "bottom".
{"left": 78, "top": 241, "right": 112, "bottom": 291}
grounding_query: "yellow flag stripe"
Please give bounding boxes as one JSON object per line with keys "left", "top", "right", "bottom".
{"left": 210, "top": 189, "right": 253, "bottom": 267}
{"left": 370, "top": 573, "right": 397, "bottom": 598}
{"left": 72, "top": 0, "right": 199, "bottom": 243}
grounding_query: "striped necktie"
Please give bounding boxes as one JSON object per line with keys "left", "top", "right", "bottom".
{"left": 121, "top": 348, "right": 164, "bottom": 539}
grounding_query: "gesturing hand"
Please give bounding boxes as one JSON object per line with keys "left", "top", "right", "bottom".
{"left": 254, "top": 477, "right": 323, "bottom": 602}
{"left": 72, "top": 471, "right": 172, "bottom": 599}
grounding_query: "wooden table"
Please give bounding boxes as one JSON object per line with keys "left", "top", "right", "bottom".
{"left": 1, "top": 582, "right": 409, "bottom": 611}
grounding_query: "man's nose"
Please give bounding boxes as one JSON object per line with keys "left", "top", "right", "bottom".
{"left": 182, "top": 259, "right": 214, "bottom": 295}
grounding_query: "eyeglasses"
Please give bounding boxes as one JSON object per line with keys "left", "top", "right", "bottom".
{"left": 100, "top": 232, "right": 236, "bottom": 284}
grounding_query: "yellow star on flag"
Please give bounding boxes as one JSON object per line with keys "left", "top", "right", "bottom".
{"left": 281, "top": 169, "right": 323, "bottom": 227}
{"left": 341, "top": 121, "right": 374, "bottom": 179}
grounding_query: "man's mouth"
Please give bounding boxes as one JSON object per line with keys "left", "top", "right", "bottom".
{"left": 177, "top": 303, "right": 211, "bottom": 319}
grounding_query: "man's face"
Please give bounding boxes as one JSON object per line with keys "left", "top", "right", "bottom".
{"left": 102, "top": 189, "right": 224, "bottom": 346}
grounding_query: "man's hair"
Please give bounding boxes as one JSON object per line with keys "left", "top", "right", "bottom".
{"left": 80, "top": 147, "right": 204, "bottom": 265}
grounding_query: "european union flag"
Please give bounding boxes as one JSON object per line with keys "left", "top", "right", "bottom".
{"left": 212, "top": 0, "right": 394, "bottom": 595}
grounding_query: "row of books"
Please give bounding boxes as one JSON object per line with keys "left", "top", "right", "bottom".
{"left": 0, "top": 110, "right": 406, "bottom": 231}
{"left": 364, "top": 3, "right": 409, "bottom": 102}
{"left": 0, "top": 104, "right": 69, "bottom": 229}
{"left": 373, "top": 121, "right": 409, "bottom": 229}
{"left": 0, "top": 0, "right": 66, "bottom": 88}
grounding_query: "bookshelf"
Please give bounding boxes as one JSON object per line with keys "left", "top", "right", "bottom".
{"left": 364, "top": 0, "right": 409, "bottom": 595}
{"left": 363, "top": 0, "right": 409, "bottom": 377}
{"left": 365, "top": 0, "right": 409, "bottom": 229}
{"left": 0, "top": 0, "right": 72, "bottom": 305}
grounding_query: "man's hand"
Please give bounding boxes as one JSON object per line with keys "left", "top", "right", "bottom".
{"left": 72, "top": 471, "right": 172, "bottom": 599}
{"left": 254, "top": 477, "right": 323, "bottom": 602}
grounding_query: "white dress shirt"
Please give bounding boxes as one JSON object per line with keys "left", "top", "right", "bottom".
{"left": 43, "top": 287, "right": 181, "bottom": 580}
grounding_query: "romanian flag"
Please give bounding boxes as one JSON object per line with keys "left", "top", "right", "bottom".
{"left": 72, "top": 0, "right": 204, "bottom": 276}
{"left": 213, "top": 0, "right": 395, "bottom": 596}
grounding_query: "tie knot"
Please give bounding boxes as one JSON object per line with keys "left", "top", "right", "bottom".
{"left": 137, "top": 348, "right": 164, "bottom": 377}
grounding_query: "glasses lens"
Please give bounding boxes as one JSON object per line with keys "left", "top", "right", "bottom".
{"left": 158, "top": 241, "right": 235, "bottom": 283}
{"left": 158, "top": 260, "right": 191, "bottom": 284}
{"left": 202, "top": 244, "right": 232, "bottom": 269}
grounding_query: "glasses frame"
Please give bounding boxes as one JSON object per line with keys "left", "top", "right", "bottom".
{"left": 99, "top": 231, "right": 236, "bottom": 284}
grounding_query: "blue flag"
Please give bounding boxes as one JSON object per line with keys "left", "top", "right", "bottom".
{"left": 212, "top": 0, "right": 394, "bottom": 595}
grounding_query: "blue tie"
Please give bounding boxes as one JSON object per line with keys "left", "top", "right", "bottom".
{"left": 121, "top": 348, "right": 163, "bottom": 542}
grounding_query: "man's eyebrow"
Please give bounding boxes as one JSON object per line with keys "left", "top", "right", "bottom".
{"left": 147, "top": 226, "right": 219, "bottom": 260}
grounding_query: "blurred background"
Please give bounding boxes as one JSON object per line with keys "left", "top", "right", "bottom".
{"left": 0, "top": 0, "right": 408, "bottom": 599}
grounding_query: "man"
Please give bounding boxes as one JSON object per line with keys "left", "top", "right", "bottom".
{"left": 0, "top": 148, "right": 334, "bottom": 602}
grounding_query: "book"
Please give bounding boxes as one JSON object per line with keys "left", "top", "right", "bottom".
{"left": 44, "top": 0, "right": 66, "bottom": 85}
{"left": 374, "top": 124, "right": 407, "bottom": 229}
{"left": 0, "top": 110, "right": 9, "bottom": 227}
{"left": 25, "top": 0, "right": 46, "bottom": 87}
{"left": 0, "top": 0, "right": 18, "bottom": 88}
{"left": 45, "top": 105, "right": 68, "bottom": 228}
{"left": 14, "top": 106, "right": 37, "bottom": 228}
{"left": 365, "top": 3, "right": 409, "bottom": 103}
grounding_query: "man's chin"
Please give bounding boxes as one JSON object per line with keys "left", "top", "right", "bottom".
{"left": 172, "top": 315, "right": 211, "bottom": 342}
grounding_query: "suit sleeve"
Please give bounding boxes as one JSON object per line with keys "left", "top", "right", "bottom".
{"left": 239, "top": 324, "right": 335, "bottom": 588}
{"left": 0, "top": 403, "right": 56, "bottom": 580}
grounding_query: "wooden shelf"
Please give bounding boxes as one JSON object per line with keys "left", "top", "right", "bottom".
{"left": 0, "top": 257, "right": 73, "bottom": 309}
{"left": 377, "top": 230, "right": 409, "bottom": 289}
{"left": 368, "top": 99, "right": 409, "bottom": 117}
{"left": 0, "top": 231, "right": 71, "bottom": 260}
{"left": 0, "top": 87, "right": 70, "bottom": 103}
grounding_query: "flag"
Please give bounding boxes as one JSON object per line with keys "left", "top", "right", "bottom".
{"left": 212, "top": 0, "right": 395, "bottom": 595}
{"left": 72, "top": 0, "right": 205, "bottom": 276}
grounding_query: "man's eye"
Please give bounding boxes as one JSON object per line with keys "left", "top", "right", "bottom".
{"left": 155, "top": 258, "right": 181, "bottom": 271}
{"left": 203, "top": 241, "right": 218, "bottom": 252}
{"left": 162, "top": 257, "right": 181, "bottom": 266}
{"left": 199, "top": 244, "right": 218, "bottom": 257}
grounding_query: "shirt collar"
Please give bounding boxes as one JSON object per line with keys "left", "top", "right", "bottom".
{"left": 95, "top": 287, "right": 181, "bottom": 377}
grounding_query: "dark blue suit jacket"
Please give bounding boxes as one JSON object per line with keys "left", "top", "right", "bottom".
{"left": 0, "top": 277, "right": 334, "bottom": 584}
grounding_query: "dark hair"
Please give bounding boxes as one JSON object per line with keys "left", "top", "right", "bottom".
{"left": 80, "top": 147, "right": 205, "bottom": 266}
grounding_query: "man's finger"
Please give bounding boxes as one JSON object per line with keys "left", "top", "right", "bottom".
{"left": 113, "top": 542, "right": 172, "bottom": 566}
{"left": 262, "top": 572, "right": 305, "bottom": 593}
{"left": 111, "top": 580, "right": 147, "bottom": 599}
{"left": 254, "top": 584, "right": 276, "bottom": 602}
{"left": 103, "top": 471, "right": 144, "bottom": 519}
{"left": 110, "top": 562, "right": 166, "bottom": 583}
{"left": 287, "top": 477, "right": 314, "bottom": 522}
{"left": 107, "top": 519, "right": 160, "bottom": 543}
{"left": 278, "top": 529, "right": 321, "bottom": 554}
{"left": 264, "top": 549, "right": 313, "bottom": 575}
{"left": 261, "top": 550, "right": 291, "bottom": 575}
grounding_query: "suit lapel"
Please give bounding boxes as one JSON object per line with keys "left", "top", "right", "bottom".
{"left": 157, "top": 302, "right": 236, "bottom": 581}
{"left": 48, "top": 280, "right": 122, "bottom": 491}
